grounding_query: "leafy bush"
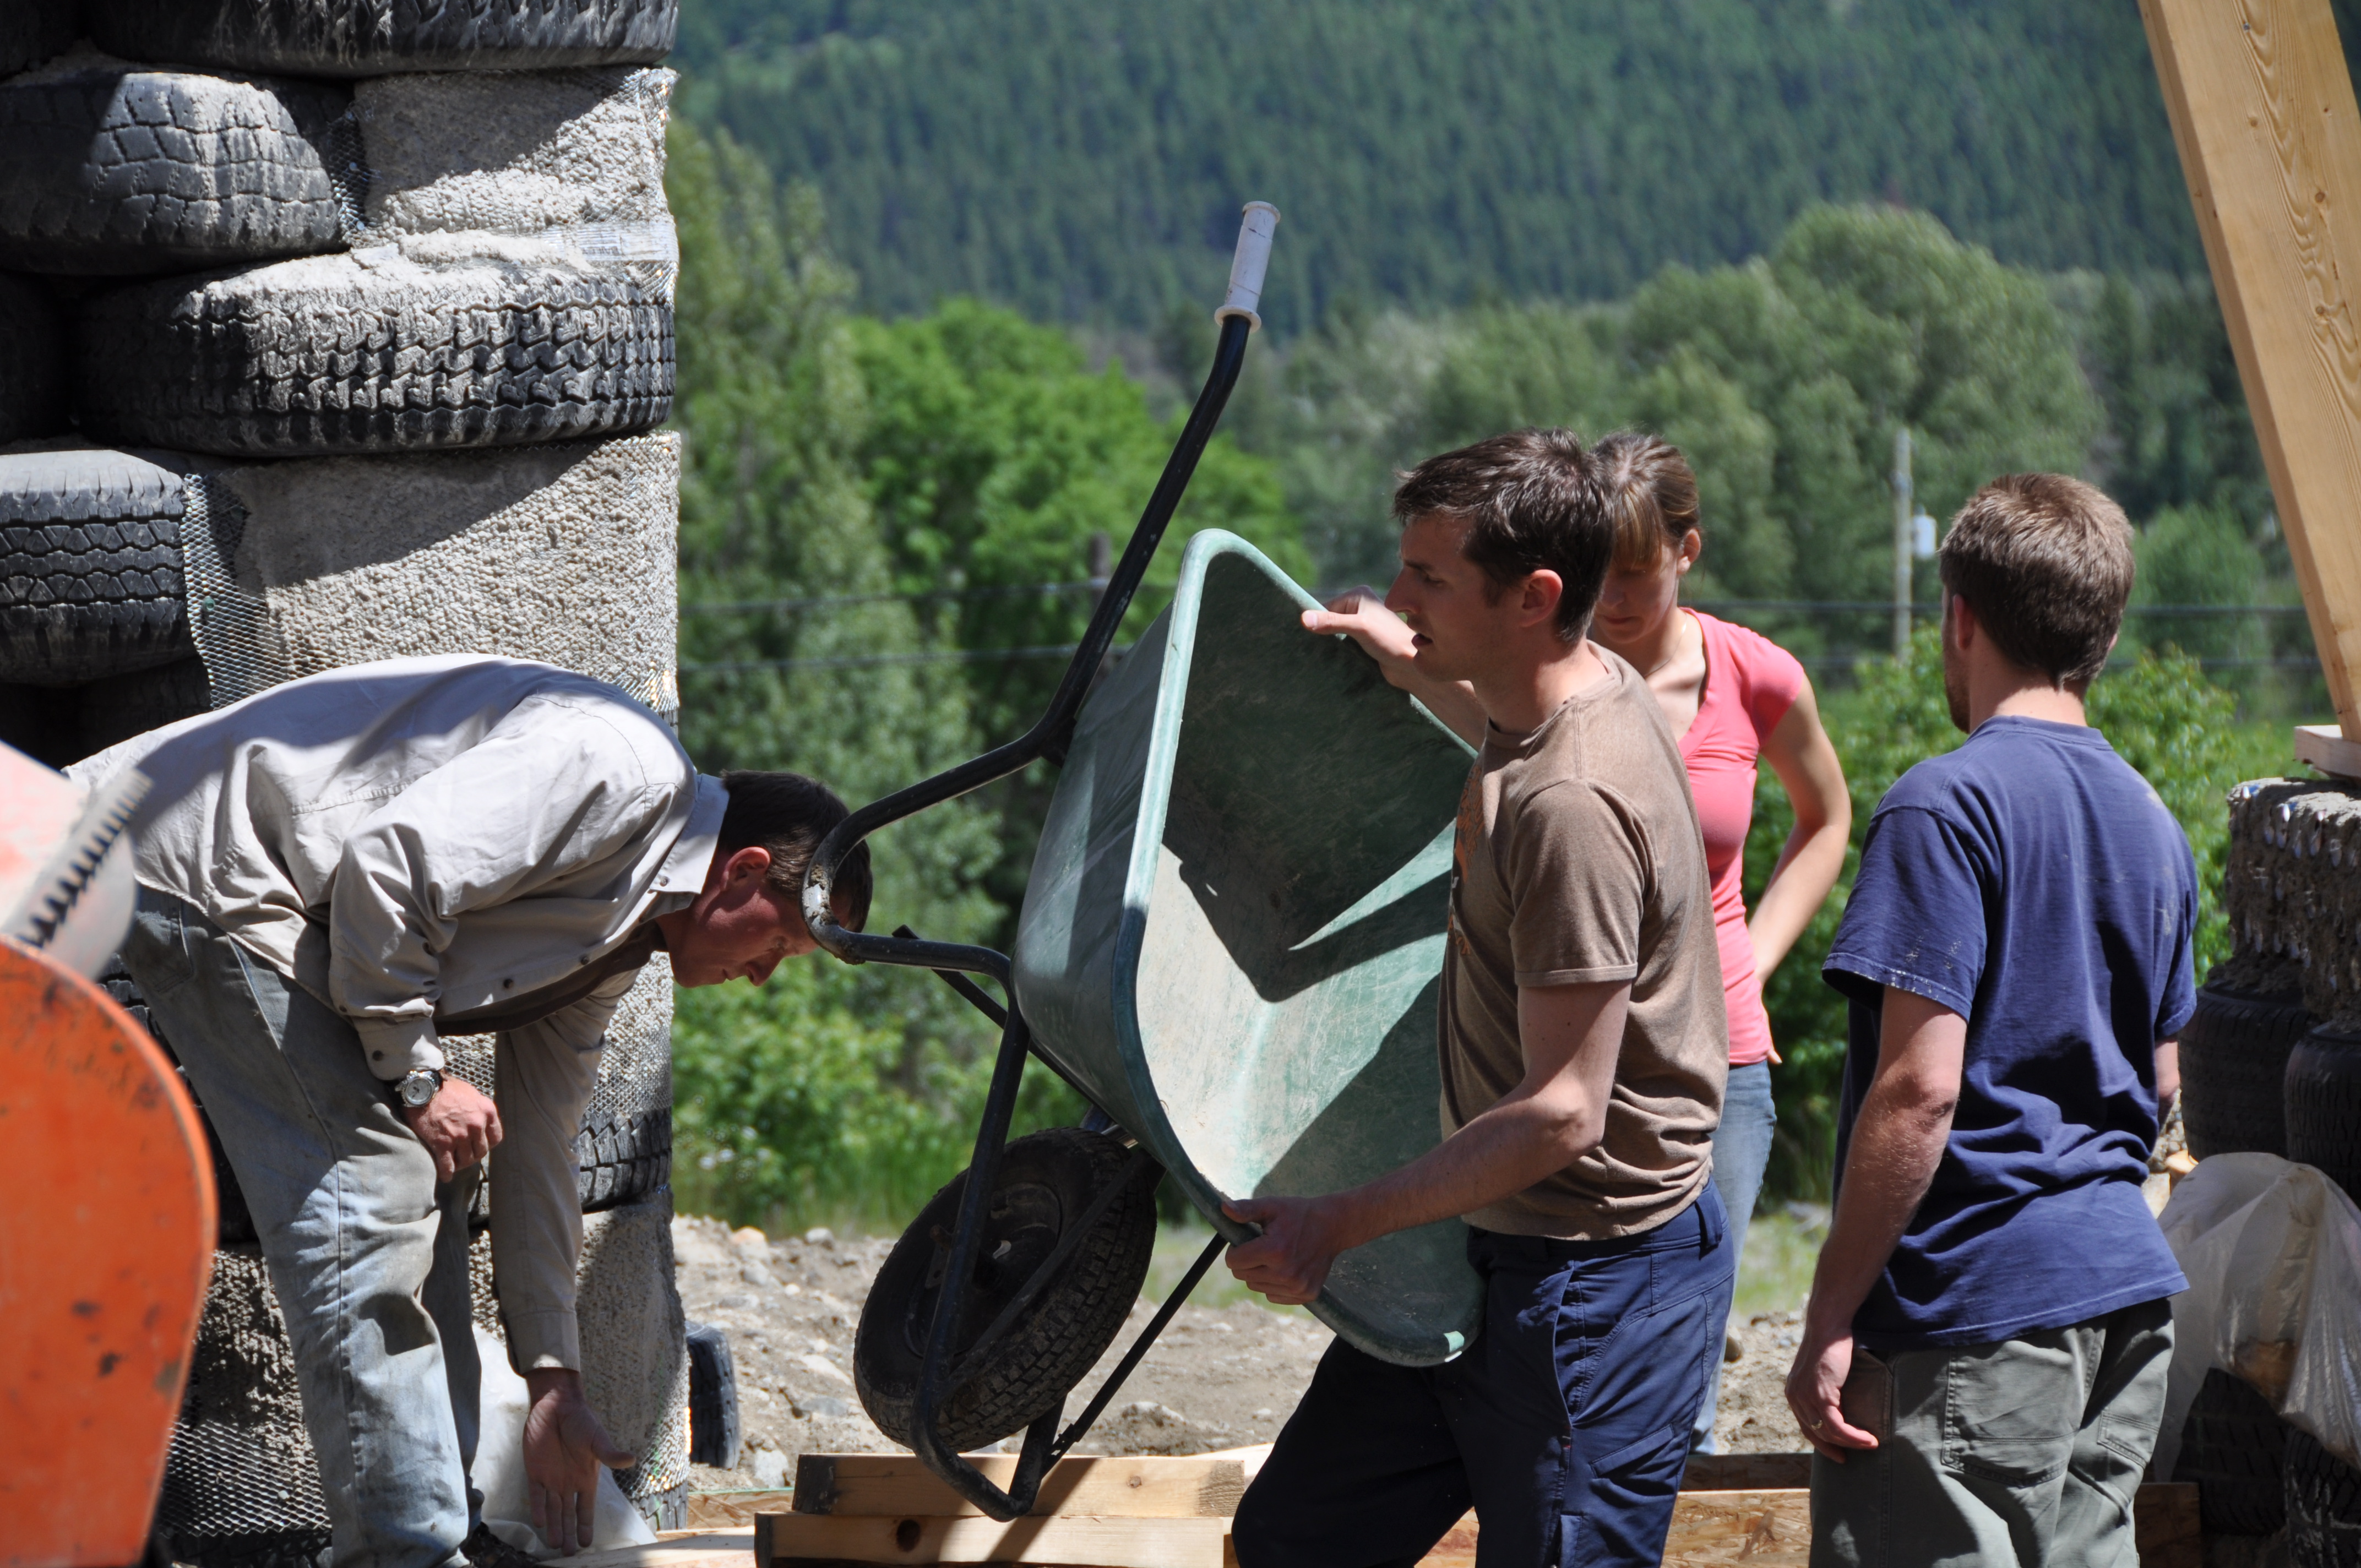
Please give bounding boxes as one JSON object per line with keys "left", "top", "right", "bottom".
{"left": 1750, "top": 628, "right": 2251, "bottom": 1200}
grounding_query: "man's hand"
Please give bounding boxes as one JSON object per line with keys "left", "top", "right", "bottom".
{"left": 1222, "top": 1195, "right": 1354, "bottom": 1306}
{"left": 523, "top": 1368, "right": 636, "bottom": 1554}
{"left": 1302, "top": 586, "right": 1419, "bottom": 683}
{"left": 402, "top": 1076, "right": 502, "bottom": 1182}
{"left": 1785, "top": 1326, "right": 1876, "bottom": 1461}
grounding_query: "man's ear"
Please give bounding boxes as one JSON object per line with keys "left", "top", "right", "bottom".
{"left": 1947, "top": 594, "right": 1976, "bottom": 651}
{"left": 723, "top": 845, "right": 774, "bottom": 889}
{"left": 1519, "top": 569, "right": 1565, "bottom": 629}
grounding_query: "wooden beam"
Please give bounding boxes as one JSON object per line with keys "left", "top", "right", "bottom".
{"left": 2137, "top": 0, "right": 2361, "bottom": 735}
{"left": 791, "top": 1453, "right": 1250, "bottom": 1519}
{"left": 1413, "top": 1482, "right": 2199, "bottom": 1568}
{"left": 546, "top": 1529, "right": 757, "bottom": 1568}
{"left": 757, "top": 1511, "right": 1230, "bottom": 1568}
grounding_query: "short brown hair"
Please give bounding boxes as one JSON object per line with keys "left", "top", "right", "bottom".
{"left": 1392, "top": 428, "right": 1609, "bottom": 641}
{"left": 717, "top": 769, "right": 873, "bottom": 932}
{"left": 1938, "top": 473, "right": 2134, "bottom": 688}
{"left": 1592, "top": 431, "right": 1702, "bottom": 571}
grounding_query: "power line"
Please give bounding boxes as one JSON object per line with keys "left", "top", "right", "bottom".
{"left": 684, "top": 644, "right": 1087, "bottom": 673}
{"left": 684, "top": 582, "right": 1101, "bottom": 615}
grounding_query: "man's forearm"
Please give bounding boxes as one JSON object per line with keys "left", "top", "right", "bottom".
{"left": 1804, "top": 1082, "right": 1954, "bottom": 1338}
{"left": 1328, "top": 1092, "right": 1598, "bottom": 1249}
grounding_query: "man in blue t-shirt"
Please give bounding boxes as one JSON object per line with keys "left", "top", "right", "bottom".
{"left": 1786, "top": 473, "right": 2194, "bottom": 1568}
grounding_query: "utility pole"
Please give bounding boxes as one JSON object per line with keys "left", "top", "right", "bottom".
{"left": 1891, "top": 426, "right": 1914, "bottom": 658}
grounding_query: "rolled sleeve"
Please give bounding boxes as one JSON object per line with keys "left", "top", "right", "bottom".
{"left": 488, "top": 970, "right": 635, "bottom": 1372}
{"left": 1506, "top": 780, "right": 1646, "bottom": 989}
{"left": 354, "top": 1016, "right": 447, "bottom": 1081}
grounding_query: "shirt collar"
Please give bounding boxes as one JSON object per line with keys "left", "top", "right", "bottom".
{"left": 655, "top": 774, "right": 729, "bottom": 895}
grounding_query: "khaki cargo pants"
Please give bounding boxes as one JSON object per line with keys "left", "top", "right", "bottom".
{"left": 1810, "top": 1297, "right": 2174, "bottom": 1568}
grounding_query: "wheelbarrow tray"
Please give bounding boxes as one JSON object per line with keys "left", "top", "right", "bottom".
{"left": 1013, "top": 530, "right": 1484, "bottom": 1365}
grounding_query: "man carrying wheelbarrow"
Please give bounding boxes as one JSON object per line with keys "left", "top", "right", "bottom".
{"left": 1226, "top": 429, "right": 1734, "bottom": 1568}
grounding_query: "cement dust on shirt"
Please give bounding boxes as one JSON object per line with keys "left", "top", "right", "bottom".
{"left": 1441, "top": 647, "right": 1729, "bottom": 1240}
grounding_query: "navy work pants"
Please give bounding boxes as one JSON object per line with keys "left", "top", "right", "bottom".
{"left": 1233, "top": 1188, "right": 1734, "bottom": 1568}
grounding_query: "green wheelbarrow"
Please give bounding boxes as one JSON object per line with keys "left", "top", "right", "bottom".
{"left": 800, "top": 208, "right": 1478, "bottom": 1521}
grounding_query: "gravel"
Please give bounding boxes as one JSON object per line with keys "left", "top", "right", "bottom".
{"left": 671, "top": 1213, "right": 1812, "bottom": 1502}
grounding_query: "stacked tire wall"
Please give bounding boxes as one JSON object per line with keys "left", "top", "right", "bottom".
{"left": 0, "top": 0, "right": 692, "bottom": 1548}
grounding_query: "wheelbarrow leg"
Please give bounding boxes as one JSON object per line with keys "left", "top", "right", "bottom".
{"left": 909, "top": 1003, "right": 1049, "bottom": 1518}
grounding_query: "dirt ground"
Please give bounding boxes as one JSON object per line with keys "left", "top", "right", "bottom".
{"left": 672, "top": 1214, "right": 1812, "bottom": 1501}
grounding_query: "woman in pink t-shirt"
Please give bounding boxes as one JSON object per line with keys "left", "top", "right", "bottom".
{"left": 1587, "top": 432, "right": 1852, "bottom": 1454}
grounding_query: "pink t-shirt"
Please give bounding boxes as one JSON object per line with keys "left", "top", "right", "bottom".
{"left": 1677, "top": 611, "right": 1806, "bottom": 1068}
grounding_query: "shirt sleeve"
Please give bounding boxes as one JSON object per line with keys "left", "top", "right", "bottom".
{"left": 489, "top": 968, "right": 635, "bottom": 1372}
{"left": 1503, "top": 780, "right": 1647, "bottom": 988}
{"left": 1736, "top": 623, "right": 1807, "bottom": 745}
{"left": 2158, "top": 841, "right": 2200, "bottom": 1041}
{"left": 1823, "top": 803, "right": 1988, "bottom": 1019}
{"left": 329, "top": 694, "right": 674, "bottom": 1079}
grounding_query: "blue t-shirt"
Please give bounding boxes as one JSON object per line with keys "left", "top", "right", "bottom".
{"left": 1824, "top": 716, "right": 2194, "bottom": 1349}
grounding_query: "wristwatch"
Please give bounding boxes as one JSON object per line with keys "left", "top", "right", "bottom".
{"left": 394, "top": 1068, "right": 443, "bottom": 1110}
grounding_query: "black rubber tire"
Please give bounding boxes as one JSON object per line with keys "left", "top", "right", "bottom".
{"left": 578, "top": 1105, "right": 671, "bottom": 1213}
{"left": 0, "top": 67, "right": 350, "bottom": 276}
{"left": 0, "top": 0, "right": 78, "bottom": 78}
{"left": 856, "top": 1128, "right": 1160, "bottom": 1454}
{"left": 2288, "top": 1428, "right": 2361, "bottom": 1568}
{"left": 686, "top": 1321, "right": 742, "bottom": 1469}
{"left": 77, "top": 655, "right": 213, "bottom": 757}
{"left": 2182, "top": 982, "right": 2311, "bottom": 1159}
{"left": 0, "top": 446, "right": 200, "bottom": 686}
{"left": 73, "top": 256, "right": 674, "bottom": 458}
{"left": 2286, "top": 1026, "right": 2361, "bottom": 1203}
{"left": 87, "top": 0, "right": 680, "bottom": 77}
{"left": 0, "top": 679, "right": 78, "bottom": 767}
{"left": 2173, "top": 1368, "right": 2289, "bottom": 1536}
{"left": 0, "top": 274, "right": 66, "bottom": 446}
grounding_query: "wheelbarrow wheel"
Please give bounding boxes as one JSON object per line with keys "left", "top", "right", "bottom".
{"left": 855, "top": 1127, "right": 1158, "bottom": 1454}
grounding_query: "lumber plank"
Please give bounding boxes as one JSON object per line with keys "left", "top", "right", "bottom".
{"left": 791, "top": 1453, "right": 1248, "bottom": 1518}
{"left": 547, "top": 1528, "right": 757, "bottom": 1568}
{"left": 1680, "top": 1452, "right": 1811, "bottom": 1490}
{"left": 758, "top": 1511, "right": 1229, "bottom": 1567}
{"left": 1411, "top": 1480, "right": 2204, "bottom": 1568}
{"left": 688, "top": 1490, "right": 796, "bottom": 1527}
{"left": 2137, "top": 0, "right": 2361, "bottom": 734}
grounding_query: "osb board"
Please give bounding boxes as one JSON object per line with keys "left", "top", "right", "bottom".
{"left": 758, "top": 1511, "right": 1228, "bottom": 1568}
{"left": 547, "top": 1529, "right": 755, "bottom": 1568}
{"left": 792, "top": 1453, "right": 1248, "bottom": 1519}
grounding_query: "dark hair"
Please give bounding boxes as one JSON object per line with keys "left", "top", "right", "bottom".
{"left": 717, "top": 770, "right": 873, "bottom": 932}
{"left": 1391, "top": 428, "right": 1609, "bottom": 642}
{"left": 1938, "top": 473, "right": 2135, "bottom": 688}
{"left": 1592, "top": 431, "right": 1702, "bottom": 571}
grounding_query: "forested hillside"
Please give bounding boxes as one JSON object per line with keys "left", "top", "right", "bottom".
{"left": 673, "top": 0, "right": 2361, "bottom": 331}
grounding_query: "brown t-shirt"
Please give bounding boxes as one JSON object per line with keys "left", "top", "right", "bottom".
{"left": 1440, "top": 648, "right": 1729, "bottom": 1239}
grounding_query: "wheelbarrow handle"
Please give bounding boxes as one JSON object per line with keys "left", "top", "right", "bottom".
{"left": 800, "top": 204, "right": 1281, "bottom": 970}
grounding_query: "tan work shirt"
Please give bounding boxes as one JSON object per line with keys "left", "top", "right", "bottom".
{"left": 1440, "top": 649, "right": 1729, "bottom": 1239}
{"left": 73, "top": 654, "right": 726, "bottom": 1369}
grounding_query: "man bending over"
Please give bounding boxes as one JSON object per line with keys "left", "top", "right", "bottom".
{"left": 1225, "top": 429, "right": 1734, "bottom": 1567}
{"left": 1787, "top": 475, "right": 2193, "bottom": 1567}
{"left": 74, "top": 655, "right": 872, "bottom": 1565}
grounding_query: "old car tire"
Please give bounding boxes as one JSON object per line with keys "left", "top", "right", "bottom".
{"left": 0, "top": 447, "right": 202, "bottom": 686}
{"left": 74, "top": 254, "right": 673, "bottom": 458}
{"left": 2173, "top": 1368, "right": 2289, "bottom": 1536}
{"left": 685, "top": 1321, "right": 741, "bottom": 1469}
{"left": 2285, "top": 1026, "right": 2361, "bottom": 1202}
{"left": 86, "top": 0, "right": 679, "bottom": 77}
{"left": 2182, "top": 982, "right": 2310, "bottom": 1159}
{"left": 0, "top": 274, "right": 66, "bottom": 446}
{"left": 0, "top": 66, "right": 350, "bottom": 275}
{"left": 855, "top": 1128, "right": 1159, "bottom": 1454}
{"left": 78, "top": 656, "right": 214, "bottom": 757}
{"left": 2287, "top": 1428, "right": 2361, "bottom": 1568}
{"left": 0, "top": 0, "right": 78, "bottom": 78}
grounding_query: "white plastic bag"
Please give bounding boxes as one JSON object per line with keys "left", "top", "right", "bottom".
{"left": 2153, "top": 1153, "right": 2361, "bottom": 1478}
{"left": 471, "top": 1325, "right": 656, "bottom": 1557}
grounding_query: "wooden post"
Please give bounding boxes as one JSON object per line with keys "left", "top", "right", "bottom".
{"left": 2138, "top": 0, "right": 2361, "bottom": 743}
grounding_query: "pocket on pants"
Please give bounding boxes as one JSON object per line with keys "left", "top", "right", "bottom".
{"left": 124, "top": 888, "right": 198, "bottom": 995}
{"left": 1566, "top": 1425, "right": 1690, "bottom": 1566}
{"left": 1938, "top": 1338, "right": 2079, "bottom": 1489}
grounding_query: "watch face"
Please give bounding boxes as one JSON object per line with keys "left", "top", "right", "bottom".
{"left": 400, "top": 1075, "right": 438, "bottom": 1107}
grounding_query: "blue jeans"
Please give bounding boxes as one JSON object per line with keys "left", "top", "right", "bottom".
{"left": 1691, "top": 1058, "right": 1776, "bottom": 1453}
{"left": 126, "top": 889, "right": 478, "bottom": 1568}
{"left": 1233, "top": 1189, "right": 1735, "bottom": 1568}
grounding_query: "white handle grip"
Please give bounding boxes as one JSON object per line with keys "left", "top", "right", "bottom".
{"left": 1216, "top": 201, "right": 1281, "bottom": 326}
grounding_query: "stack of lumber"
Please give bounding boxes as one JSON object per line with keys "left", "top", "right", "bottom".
{"left": 553, "top": 1451, "right": 2205, "bottom": 1568}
